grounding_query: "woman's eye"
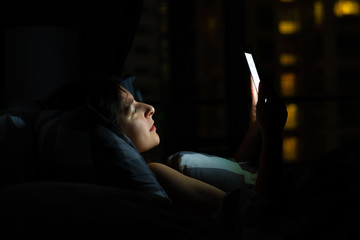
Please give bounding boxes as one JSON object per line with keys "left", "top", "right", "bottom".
{"left": 132, "top": 107, "right": 137, "bottom": 114}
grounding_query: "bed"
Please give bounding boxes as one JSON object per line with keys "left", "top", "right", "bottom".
{"left": 1, "top": 101, "right": 359, "bottom": 239}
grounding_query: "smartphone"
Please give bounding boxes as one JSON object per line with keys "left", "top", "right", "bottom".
{"left": 244, "top": 51, "right": 261, "bottom": 92}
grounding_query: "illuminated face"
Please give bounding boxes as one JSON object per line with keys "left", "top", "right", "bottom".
{"left": 119, "top": 88, "right": 160, "bottom": 153}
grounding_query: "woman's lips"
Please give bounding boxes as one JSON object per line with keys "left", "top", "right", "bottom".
{"left": 150, "top": 125, "right": 156, "bottom": 131}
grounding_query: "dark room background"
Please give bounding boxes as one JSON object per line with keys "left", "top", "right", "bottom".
{"left": 1, "top": 0, "right": 360, "bottom": 164}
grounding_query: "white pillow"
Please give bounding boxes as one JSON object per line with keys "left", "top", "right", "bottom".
{"left": 167, "top": 151, "right": 257, "bottom": 192}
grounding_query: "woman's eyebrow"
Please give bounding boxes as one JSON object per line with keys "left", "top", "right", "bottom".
{"left": 124, "top": 93, "right": 134, "bottom": 105}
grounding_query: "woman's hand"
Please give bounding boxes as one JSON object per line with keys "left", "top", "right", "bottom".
{"left": 256, "top": 82, "right": 288, "bottom": 136}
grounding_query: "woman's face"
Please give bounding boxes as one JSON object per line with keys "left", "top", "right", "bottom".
{"left": 119, "top": 88, "right": 160, "bottom": 153}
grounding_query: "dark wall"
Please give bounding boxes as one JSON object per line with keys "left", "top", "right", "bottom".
{"left": 164, "top": 1, "right": 198, "bottom": 156}
{"left": 222, "top": 0, "right": 249, "bottom": 154}
{"left": 0, "top": 0, "right": 143, "bottom": 106}
{"left": 162, "top": 1, "right": 249, "bottom": 158}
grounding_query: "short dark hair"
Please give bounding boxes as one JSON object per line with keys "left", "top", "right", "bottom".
{"left": 87, "top": 77, "right": 126, "bottom": 126}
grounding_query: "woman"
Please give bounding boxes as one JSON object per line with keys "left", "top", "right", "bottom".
{"left": 86, "top": 75, "right": 287, "bottom": 217}
{"left": 39, "top": 76, "right": 354, "bottom": 239}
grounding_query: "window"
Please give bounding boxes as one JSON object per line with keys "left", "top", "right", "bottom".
{"left": 283, "top": 136, "right": 299, "bottom": 162}
{"left": 281, "top": 72, "right": 296, "bottom": 96}
{"left": 334, "top": 0, "right": 360, "bottom": 17}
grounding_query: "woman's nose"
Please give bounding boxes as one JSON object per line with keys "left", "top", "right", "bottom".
{"left": 144, "top": 104, "right": 155, "bottom": 118}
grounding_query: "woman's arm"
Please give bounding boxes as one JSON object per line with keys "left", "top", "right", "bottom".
{"left": 232, "top": 76, "right": 262, "bottom": 165}
{"left": 148, "top": 162, "right": 226, "bottom": 216}
{"left": 232, "top": 121, "right": 262, "bottom": 165}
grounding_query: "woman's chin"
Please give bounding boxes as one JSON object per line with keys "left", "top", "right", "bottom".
{"left": 139, "top": 137, "right": 160, "bottom": 153}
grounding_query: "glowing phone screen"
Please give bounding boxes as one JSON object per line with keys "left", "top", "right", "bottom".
{"left": 245, "top": 52, "right": 261, "bottom": 92}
